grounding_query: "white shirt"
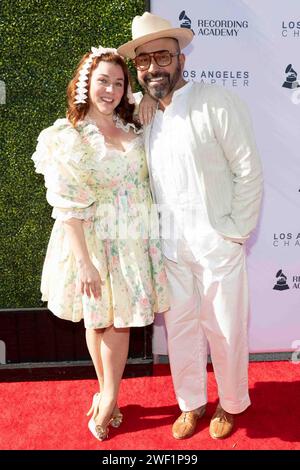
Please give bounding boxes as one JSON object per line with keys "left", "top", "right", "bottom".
{"left": 149, "top": 82, "right": 220, "bottom": 262}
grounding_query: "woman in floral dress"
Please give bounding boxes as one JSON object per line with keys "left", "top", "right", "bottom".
{"left": 32, "top": 46, "right": 169, "bottom": 441}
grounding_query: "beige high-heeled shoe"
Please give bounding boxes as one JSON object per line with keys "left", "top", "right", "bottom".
{"left": 87, "top": 393, "right": 111, "bottom": 441}
{"left": 88, "top": 416, "right": 111, "bottom": 441}
{"left": 87, "top": 392, "right": 123, "bottom": 428}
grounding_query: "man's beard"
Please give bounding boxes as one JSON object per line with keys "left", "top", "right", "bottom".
{"left": 142, "top": 64, "right": 182, "bottom": 100}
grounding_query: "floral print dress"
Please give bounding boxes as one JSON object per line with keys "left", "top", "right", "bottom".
{"left": 32, "top": 117, "right": 169, "bottom": 328}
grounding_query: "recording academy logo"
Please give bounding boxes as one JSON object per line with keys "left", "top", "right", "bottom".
{"left": 273, "top": 270, "right": 300, "bottom": 290}
{"left": 179, "top": 12, "right": 248, "bottom": 37}
{"left": 273, "top": 270, "right": 289, "bottom": 291}
{"left": 282, "top": 64, "right": 300, "bottom": 89}
{"left": 197, "top": 19, "right": 248, "bottom": 37}
{"left": 179, "top": 10, "right": 249, "bottom": 37}
{"left": 281, "top": 20, "right": 300, "bottom": 37}
{"left": 179, "top": 11, "right": 195, "bottom": 35}
{"left": 281, "top": 64, "right": 300, "bottom": 105}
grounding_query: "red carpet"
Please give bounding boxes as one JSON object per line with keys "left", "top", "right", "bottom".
{"left": 0, "top": 361, "right": 299, "bottom": 450}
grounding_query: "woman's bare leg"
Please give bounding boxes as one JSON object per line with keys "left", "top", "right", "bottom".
{"left": 95, "top": 325, "right": 130, "bottom": 426}
{"left": 86, "top": 328, "right": 105, "bottom": 391}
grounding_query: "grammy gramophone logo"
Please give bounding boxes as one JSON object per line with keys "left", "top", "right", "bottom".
{"left": 179, "top": 10, "right": 195, "bottom": 34}
{"left": 282, "top": 64, "right": 300, "bottom": 89}
{"left": 273, "top": 269, "right": 290, "bottom": 291}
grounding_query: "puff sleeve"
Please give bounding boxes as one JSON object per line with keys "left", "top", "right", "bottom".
{"left": 32, "top": 119, "right": 97, "bottom": 221}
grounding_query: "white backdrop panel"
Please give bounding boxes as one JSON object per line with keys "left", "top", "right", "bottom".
{"left": 150, "top": 0, "right": 300, "bottom": 354}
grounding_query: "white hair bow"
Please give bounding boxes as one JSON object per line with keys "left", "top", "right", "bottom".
{"left": 90, "top": 46, "right": 118, "bottom": 57}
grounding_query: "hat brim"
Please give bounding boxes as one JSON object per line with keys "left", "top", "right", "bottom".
{"left": 117, "top": 27, "right": 194, "bottom": 59}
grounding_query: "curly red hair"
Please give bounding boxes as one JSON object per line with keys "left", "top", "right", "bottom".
{"left": 66, "top": 52, "right": 140, "bottom": 129}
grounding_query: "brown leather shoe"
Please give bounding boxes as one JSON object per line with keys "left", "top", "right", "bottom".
{"left": 172, "top": 406, "right": 206, "bottom": 439}
{"left": 209, "top": 404, "right": 234, "bottom": 439}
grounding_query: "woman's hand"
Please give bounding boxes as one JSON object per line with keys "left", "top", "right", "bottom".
{"left": 77, "top": 260, "right": 104, "bottom": 299}
{"left": 138, "top": 93, "right": 157, "bottom": 125}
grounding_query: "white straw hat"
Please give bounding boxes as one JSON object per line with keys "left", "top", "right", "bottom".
{"left": 117, "top": 12, "right": 194, "bottom": 59}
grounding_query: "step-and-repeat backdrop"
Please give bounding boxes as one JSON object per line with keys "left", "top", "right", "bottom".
{"left": 150, "top": 0, "right": 300, "bottom": 354}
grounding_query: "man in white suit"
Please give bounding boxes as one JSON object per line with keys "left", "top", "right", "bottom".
{"left": 118, "top": 13, "right": 263, "bottom": 440}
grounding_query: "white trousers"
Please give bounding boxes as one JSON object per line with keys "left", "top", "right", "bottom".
{"left": 164, "top": 237, "right": 251, "bottom": 415}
